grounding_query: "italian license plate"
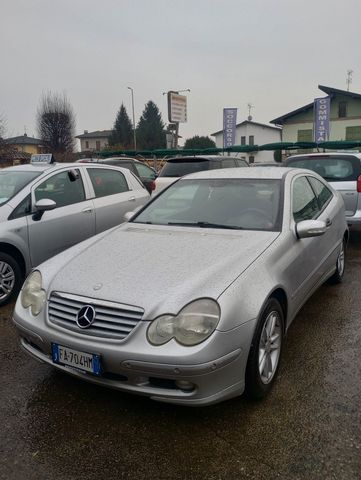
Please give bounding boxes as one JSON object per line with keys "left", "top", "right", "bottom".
{"left": 51, "top": 343, "right": 101, "bottom": 375}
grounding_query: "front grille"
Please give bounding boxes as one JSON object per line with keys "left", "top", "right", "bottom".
{"left": 48, "top": 292, "right": 144, "bottom": 340}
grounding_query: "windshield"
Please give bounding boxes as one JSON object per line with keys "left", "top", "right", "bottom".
{"left": 286, "top": 155, "right": 361, "bottom": 182}
{"left": 159, "top": 159, "right": 211, "bottom": 178}
{"left": 133, "top": 178, "right": 283, "bottom": 231}
{"left": 0, "top": 170, "right": 42, "bottom": 206}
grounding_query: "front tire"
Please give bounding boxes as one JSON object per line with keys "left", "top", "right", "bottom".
{"left": 245, "top": 298, "right": 284, "bottom": 400}
{"left": 328, "top": 240, "right": 346, "bottom": 284}
{"left": 0, "top": 253, "right": 23, "bottom": 306}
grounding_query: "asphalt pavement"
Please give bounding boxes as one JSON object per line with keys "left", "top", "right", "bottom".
{"left": 1, "top": 231, "right": 360, "bottom": 480}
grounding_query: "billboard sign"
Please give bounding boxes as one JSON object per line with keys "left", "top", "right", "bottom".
{"left": 314, "top": 97, "right": 330, "bottom": 142}
{"left": 223, "top": 108, "right": 238, "bottom": 148}
{"left": 168, "top": 92, "right": 187, "bottom": 123}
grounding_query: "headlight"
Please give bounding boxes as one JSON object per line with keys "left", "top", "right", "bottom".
{"left": 147, "top": 299, "right": 220, "bottom": 346}
{"left": 21, "top": 270, "right": 46, "bottom": 316}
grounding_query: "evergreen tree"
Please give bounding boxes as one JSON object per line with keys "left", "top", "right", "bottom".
{"left": 136, "top": 101, "right": 165, "bottom": 150}
{"left": 109, "top": 103, "right": 133, "bottom": 148}
{"left": 184, "top": 135, "right": 216, "bottom": 150}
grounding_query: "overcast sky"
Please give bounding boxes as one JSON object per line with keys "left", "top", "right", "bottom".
{"left": 1, "top": 0, "right": 360, "bottom": 146}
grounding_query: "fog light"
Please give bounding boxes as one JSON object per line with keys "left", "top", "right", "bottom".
{"left": 175, "top": 380, "right": 195, "bottom": 392}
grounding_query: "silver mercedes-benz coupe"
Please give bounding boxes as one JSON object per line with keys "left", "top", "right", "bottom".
{"left": 13, "top": 167, "right": 348, "bottom": 406}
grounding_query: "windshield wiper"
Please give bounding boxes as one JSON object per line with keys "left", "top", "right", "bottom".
{"left": 167, "top": 221, "right": 243, "bottom": 230}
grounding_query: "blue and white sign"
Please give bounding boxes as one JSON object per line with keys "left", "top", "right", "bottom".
{"left": 223, "top": 108, "right": 237, "bottom": 148}
{"left": 314, "top": 97, "right": 330, "bottom": 143}
{"left": 31, "top": 153, "right": 55, "bottom": 164}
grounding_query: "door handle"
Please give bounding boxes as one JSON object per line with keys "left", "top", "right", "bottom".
{"left": 82, "top": 207, "right": 93, "bottom": 213}
{"left": 128, "top": 196, "right": 136, "bottom": 201}
{"left": 326, "top": 218, "right": 332, "bottom": 227}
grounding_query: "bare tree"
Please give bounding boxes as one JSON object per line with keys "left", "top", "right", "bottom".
{"left": 36, "top": 92, "right": 76, "bottom": 158}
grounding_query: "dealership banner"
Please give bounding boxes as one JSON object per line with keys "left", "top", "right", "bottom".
{"left": 314, "top": 97, "right": 330, "bottom": 142}
{"left": 223, "top": 108, "right": 237, "bottom": 148}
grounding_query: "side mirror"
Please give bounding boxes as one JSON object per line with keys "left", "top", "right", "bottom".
{"left": 296, "top": 219, "right": 327, "bottom": 239}
{"left": 124, "top": 205, "right": 142, "bottom": 222}
{"left": 35, "top": 198, "right": 57, "bottom": 212}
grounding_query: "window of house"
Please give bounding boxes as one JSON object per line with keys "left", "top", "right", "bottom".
{"left": 241, "top": 136, "right": 246, "bottom": 145}
{"left": 345, "top": 126, "right": 361, "bottom": 141}
{"left": 338, "top": 102, "right": 347, "bottom": 118}
{"left": 96, "top": 141, "right": 101, "bottom": 150}
{"left": 249, "top": 135, "right": 254, "bottom": 146}
{"left": 249, "top": 156, "right": 255, "bottom": 164}
{"left": 85, "top": 141, "right": 89, "bottom": 149}
{"left": 297, "top": 129, "right": 313, "bottom": 142}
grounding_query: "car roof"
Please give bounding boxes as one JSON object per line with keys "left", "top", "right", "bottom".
{"left": 183, "top": 167, "right": 304, "bottom": 180}
{"left": 165, "top": 155, "right": 227, "bottom": 162}
{"left": 2, "top": 162, "right": 132, "bottom": 174}
{"left": 287, "top": 152, "right": 361, "bottom": 160}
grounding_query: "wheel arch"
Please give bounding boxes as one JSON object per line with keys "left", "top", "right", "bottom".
{"left": 268, "top": 288, "right": 288, "bottom": 332}
{"left": 0, "top": 243, "right": 27, "bottom": 279}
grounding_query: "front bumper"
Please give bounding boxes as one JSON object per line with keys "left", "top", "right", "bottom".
{"left": 13, "top": 308, "right": 257, "bottom": 407}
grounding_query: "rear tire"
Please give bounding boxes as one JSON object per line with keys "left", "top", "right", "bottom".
{"left": 245, "top": 298, "right": 284, "bottom": 400}
{"left": 0, "top": 253, "right": 23, "bottom": 306}
{"left": 328, "top": 240, "right": 346, "bottom": 284}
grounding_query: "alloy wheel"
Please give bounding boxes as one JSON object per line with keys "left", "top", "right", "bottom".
{"left": 258, "top": 311, "right": 282, "bottom": 384}
{"left": 0, "top": 261, "right": 15, "bottom": 300}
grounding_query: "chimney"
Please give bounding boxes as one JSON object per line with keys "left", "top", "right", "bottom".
{"left": 84, "top": 130, "right": 88, "bottom": 134}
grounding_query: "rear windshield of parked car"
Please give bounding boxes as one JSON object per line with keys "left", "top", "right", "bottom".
{"left": 159, "top": 159, "right": 211, "bottom": 178}
{"left": 133, "top": 178, "right": 283, "bottom": 232}
{"left": 0, "top": 170, "right": 42, "bottom": 206}
{"left": 286, "top": 155, "right": 361, "bottom": 182}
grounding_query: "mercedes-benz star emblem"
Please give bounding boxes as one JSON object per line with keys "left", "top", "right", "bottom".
{"left": 76, "top": 305, "right": 96, "bottom": 329}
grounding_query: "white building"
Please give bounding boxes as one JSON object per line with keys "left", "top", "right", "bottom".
{"left": 211, "top": 120, "right": 282, "bottom": 163}
{"left": 76, "top": 130, "right": 112, "bottom": 152}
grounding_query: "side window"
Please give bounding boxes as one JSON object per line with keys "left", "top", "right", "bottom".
{"left": 221, "top": 159, "right": 236, "bottom": 168}
{"left": 35, "top": 170, "right": 85, "bottom": 208}
{"left": 88, "top": 168, "right": 129, "bottom": 198}
{"left": 136, "top": 163, "right": 156, "bottom": 180}
{"left": 292, "top": 176, "right": 320, "bottom": 223}
{"left": 9, "top": 195, "right": 31, "bottom": 220}
{"left": 235, "top": 159, "right": 247, "bottom": 167}
{"left": 308, "top": 177, "right": 333, "bottom": 210}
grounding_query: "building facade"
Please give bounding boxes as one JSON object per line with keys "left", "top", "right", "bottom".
{"left": 270, "top": 85, "right": 361, "bottom": 145}
{"left": 76, "top": 130, "right": 112, "bottom": 152}
{"left": 5, "top": 134, "right": 45, "bottom": 155}
{"left": 211, "top": 120, "right": 282, "bottom": 163}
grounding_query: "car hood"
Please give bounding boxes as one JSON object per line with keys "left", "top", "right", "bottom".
{"left": 48, "top": 224, "right": 279, "bottom": 318}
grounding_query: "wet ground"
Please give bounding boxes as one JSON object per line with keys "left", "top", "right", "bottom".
{"left": 1, "top": 232, "right": 360, "bottom": 480}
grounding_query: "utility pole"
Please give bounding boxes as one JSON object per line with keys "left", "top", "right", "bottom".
{"left": 346, "top": 70, "right": 353, "bottom": 92}
{"left": 127, "top": 87, "right": 137, "bottom": 150}
{"left": 247, "top": 103, "right": 254, "bottom": 121}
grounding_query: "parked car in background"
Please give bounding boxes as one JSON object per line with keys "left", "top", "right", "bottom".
{"left": 285, "top": 152, "right": 361, "bottom": 226}
{"left": 13, "top": 167, "right": 347, "bottom": 406}
{"left": 77, "top": 157, "right": 157, "bottom": 194}
{"left": 154, "top": 155, "right": 249, "bottom": 193}
{"left": 251, "top": 162, "right": 283, "bottom": 167}
{"left": 0, "top": 161, "right": 149, "bottom": 305}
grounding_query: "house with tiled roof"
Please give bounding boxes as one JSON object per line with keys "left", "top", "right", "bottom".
{"left": 76, "top": 130, "right": 112, "bottom": 152}
{"left": 270, "top": 85, "right": 361, "bottom": 145}
{"left": 5, "top": 133, "right": 45, "bottom": 155}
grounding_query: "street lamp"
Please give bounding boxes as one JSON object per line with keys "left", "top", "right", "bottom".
{"left": 127, "top": 86, "right": 137, "bottom": 150}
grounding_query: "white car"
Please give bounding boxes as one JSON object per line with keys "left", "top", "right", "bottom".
{"left": 0, "top": 160, "right": 149, "bottom": 305}
{"left": 154, "top": 155, "right": 249, "bottom": 194}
